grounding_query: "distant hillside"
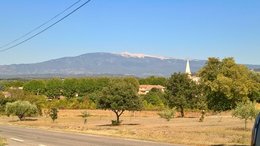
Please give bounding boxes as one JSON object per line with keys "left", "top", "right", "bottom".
{"left": 0, "top": 52, "right": 259, "bottom": 78}
{"left": 253, "top": 68, "right": 260, "bottom": 72}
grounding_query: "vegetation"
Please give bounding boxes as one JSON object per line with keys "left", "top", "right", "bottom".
{"left": 139, "top": 76, "right": 167, "bottom": 86}
{"left": 166, "top": 73, "right": 202, "bottom": 117}
{"left": 158, "top": 107, "right": 176, "bottom": 121}
{"left": 232, "top": 101, "right": 258, "bottom": 130}
{"left": 5, "top": 100, "right": 38, "bottom": 121}
{"left": 81, "top": 110, "right": 90, "bottom": 124}
{"left": 198, "top": 57, "right": 260, "bottom": 112}
{"left": 62, "top": 78, "right": 78, "bottom": 98}
{"left": 199, "top": 110, "right": 206, "bottom": 122}
{"left": 97, "top": 78, "right": 142, "bottom": 125}
{"left": 142, "top": 88, "right": 165, "bottom": 110}
{"left": 0, "top": 57, "right": 259, "bottom": 145}
{"left": 0, "top": 59, "right": 259, "bottom": 146}
{"left": 49, "top": 107, "right": 58, "bottom": 122}
{"left": 0, "top": 137, "right": 6, "bottom": 146}
{"left": 45, "top": 79, "right": 63, "bottom": 99}
{"left": 0, "top": 93, "right": 15, "bottom": 114}
{"left": 23, "top": 80, "right": 45, "bottom": 95}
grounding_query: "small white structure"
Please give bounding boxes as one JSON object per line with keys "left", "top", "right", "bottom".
{"left": 185, "top": 59, "right": 200, "bottom": 83}
{"left": 185, "top": 59, "right": 192, "bottom": 76}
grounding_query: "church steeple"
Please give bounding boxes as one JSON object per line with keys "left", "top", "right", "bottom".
{"left": 185, "top": 59, "right": 191, "bottom": 76}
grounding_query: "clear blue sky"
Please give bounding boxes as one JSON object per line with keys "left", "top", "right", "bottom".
{"left": 0, "top": 0, "right": 259, "bottom": 65}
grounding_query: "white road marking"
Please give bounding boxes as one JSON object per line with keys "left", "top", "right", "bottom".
{"left": 10, "top": 137, "right": 24, "bottom": 142}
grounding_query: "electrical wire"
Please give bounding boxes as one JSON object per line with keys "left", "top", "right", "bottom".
{"left": 0, "top": 0, "right": 82, "bottom": 49}
{"left": 0, "top": 0, "right": 92, "bottom": 52}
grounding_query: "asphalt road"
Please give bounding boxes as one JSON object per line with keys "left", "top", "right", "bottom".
{"left": 0, "top": 124, "right": 180, "bottom": 146}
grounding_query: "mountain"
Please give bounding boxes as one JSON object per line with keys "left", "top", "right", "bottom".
{"left": 0, "top": 52, "right": 259, "bottom": 78}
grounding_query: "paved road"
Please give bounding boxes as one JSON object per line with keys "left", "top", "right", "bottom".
{"left": 0, "top": 124, "right": 180, "bottom": 146}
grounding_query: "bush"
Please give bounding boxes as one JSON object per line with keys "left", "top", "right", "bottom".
{"left": 5, "top": 100, "right": 38, "bottom": 121}
{"left": 49, "top": 107, "right": 58, "bottom": 122}
{"left": 46, "top": 97, "right": 96, "bottom": 110}
{"left": 111, "top": 120, "right": 122, "bottom": 126}
{"left": 232, "top": 101, "right": 258, "bottom": 130}
{"left": 158, "top": 107, "right": 176, "bottom": 121}
{"left": 81, "top": 110, "right": 91, "bottom": 124}
{"left": 0, "top": 96, "right": 15, "bottom": 114}
{"left": 142, "top": 100, "right": 164, "bottom": 111}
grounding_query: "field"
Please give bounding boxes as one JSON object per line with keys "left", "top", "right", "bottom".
{"left": 0, "top": 110, "right": 254, "bottom": 145}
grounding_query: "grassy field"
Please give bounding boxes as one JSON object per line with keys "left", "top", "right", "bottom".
{"left": 0, "top": 110, "right": 254, "bottom": 145}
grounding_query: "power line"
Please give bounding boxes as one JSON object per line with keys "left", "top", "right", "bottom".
{"left": 0, "top": 0, "right": 82, "bottom": 49}
{"left": 0, "top": 0, "right": 92, "bottom": 52}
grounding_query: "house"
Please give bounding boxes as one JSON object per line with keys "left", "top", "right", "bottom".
{"left": 138, "top": 85, "right": 165, "bottom": 95}
{"left": 9, "top": 86, "right": 23, "bottom": 90}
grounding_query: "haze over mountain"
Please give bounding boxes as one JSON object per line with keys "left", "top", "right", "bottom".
{"left": 0, "top": 52, "right": 259, "bottom": 78}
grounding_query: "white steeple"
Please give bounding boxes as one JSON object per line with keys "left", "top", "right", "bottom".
{"left": 185, "top": 59, "right": 191, "bottom": 76}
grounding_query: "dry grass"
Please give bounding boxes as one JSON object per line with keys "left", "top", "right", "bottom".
{"left": 0, "top": 137, "right": 6, "bottom": 146}
{"left": 0, "top": 110, "right": 254, "bottom": 146}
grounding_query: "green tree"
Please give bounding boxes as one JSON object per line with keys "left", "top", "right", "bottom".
{"left": 139, "top": 76, "right": 167, "bottom": 86}
{"left": 166, "top": 73, "right": 200, "bottom": 117}
{"left": 49, "top": 107, "right": 58, "bottom": 122}
{"left": 198, "top": 57, "right": 260, "bottom": 111}
{"left": 23, "top": 80, "right": 45, "bottom": 95}
{"left": 5, "top": 101, "right": 38, "bottom": 121}
{"left": 0, "top": 93, "right": 15, "bottom": 114}
{"left": 143, "top": 88, "right": 165, "bottom": 109}
{"left": 76, "top": 77, "right": 110, "bottom": 96}
{"left": 45, "top": 79, "right": 63, "bottom": 99}
{"left": 62, "top": 78, "right": 78, "bottom": 98}
{"left": 232, "top": 101, "right": 258, "bottom": 130}
{"left": 97, "top": 78, "right": 142, "bottom": 125}
{"left": 3, "top": 80, "right": 25, "bottom": 88}
{"left": 76, "top": 78, "right": 95, "bottom": 96}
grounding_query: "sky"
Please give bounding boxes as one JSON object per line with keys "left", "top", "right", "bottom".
{"left": 0, "top": 0, "right": 259, "bottom": 65}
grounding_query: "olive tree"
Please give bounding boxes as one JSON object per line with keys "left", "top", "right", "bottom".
{"left": 232, "top": 101, "right": 258, "bottom": 130}
{"left": 5, "top": 101, "right": 38, "bottom": 121}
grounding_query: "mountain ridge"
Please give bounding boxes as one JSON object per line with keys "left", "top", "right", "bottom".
{"left": 0, "top": 52, "right": 259, "bottom": 78}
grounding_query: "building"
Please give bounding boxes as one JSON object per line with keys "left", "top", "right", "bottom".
{"left": 138, "top": 85, "right": 165, "bottom": 95}
{"left": 185, "top": 59, "right": 200, "bottom": 83}
{"left": 185, "top": 59, "right": 192, "bottom": 76}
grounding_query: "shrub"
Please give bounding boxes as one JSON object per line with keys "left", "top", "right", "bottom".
{"left": 81, "top": 110, "right": 91, "bottom": 124}
{"left": 5, "top": 100, "right": 38, "bottom": 121}
{"left": 232, "top": 101, "right": 258, "bottom": 130}
{"left": 111, "top": 120, "right": 122, "bottom": 126}
{"left": 158, "top": 107, "right": 176, "bottom": 121}
{"left": 49, "top": 107, "right": 58, "bottom": 122}
{"left": 0, "top": 96, "right": 15, "bottom": 114}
